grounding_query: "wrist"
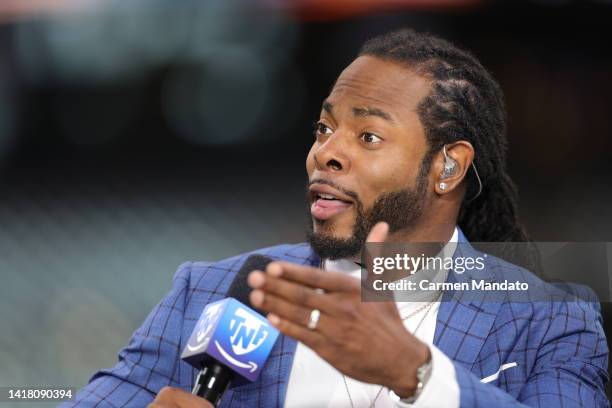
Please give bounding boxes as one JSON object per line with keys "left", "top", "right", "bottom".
{"left": 391, "top": 341, "right": 431, "bottom": 398}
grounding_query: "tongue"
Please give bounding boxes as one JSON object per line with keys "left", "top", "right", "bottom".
{"left": 311, "top": 198, "right": 352, "bottom": 220}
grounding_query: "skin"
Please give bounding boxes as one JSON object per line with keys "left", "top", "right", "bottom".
{"left": 148, "top": 386, "right": 213, "bottom": 408}
{"left": 250, "top": 56, "right": 476, "bottom": 398}
{"left": 154, "top": 55, "right": 476, "bottom": 404}
{"left": 307, "top": 55, "right": 473, "bottom": 243}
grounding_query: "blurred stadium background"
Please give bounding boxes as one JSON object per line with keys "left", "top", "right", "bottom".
{"left": 1, "top": 0, "right": 612, "bottom": 405}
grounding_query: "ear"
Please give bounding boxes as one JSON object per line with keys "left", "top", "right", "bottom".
{"left": 434, "top": 141, "right": 475, "bottom": 195}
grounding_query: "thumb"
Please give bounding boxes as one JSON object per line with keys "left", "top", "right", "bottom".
{"left": 366, "top": 221, "right": 389, "bottom": 243}
{"left": 362, "top": 221, "right": 391, "bottom": 301}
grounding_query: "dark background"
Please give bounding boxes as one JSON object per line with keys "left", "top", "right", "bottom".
{"left": 0, "top": 0, "right": 611, "bottom": 403}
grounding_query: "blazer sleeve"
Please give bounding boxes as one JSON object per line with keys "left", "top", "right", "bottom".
{"left": 454, "top": 298, "right": 609, "bottom": 407}
{"left": 60, "top": 262, "right": 194, "bottom": 408}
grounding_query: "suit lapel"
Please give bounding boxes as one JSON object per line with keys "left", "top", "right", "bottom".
{"left": 434, "top": 231, "right": 504, "bottom": 370}
{"left": 227, "top": 236, "right": 505, "bottom": 405}
{"left": 227, "top": 245, "right": 319, "bottom": 408}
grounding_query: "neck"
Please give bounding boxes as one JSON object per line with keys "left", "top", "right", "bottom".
{"left": 363, "top": 222, "right": 457, "bottom": 284}
{"left": 348, "top": 222, "right": 456, "bottom": 262}
{"left": 386, "top": 221, "right": 456, "bottom": 244}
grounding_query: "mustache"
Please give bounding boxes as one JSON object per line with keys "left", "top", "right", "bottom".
{"left": 307, "top": 178, "right": 360, "bottom": 203}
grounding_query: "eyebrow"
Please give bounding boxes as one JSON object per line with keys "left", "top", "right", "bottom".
{"left": 322, "top": 100, "right": 395, "bottom": 123}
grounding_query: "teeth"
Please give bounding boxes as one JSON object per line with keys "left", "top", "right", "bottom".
{"left": 319, "top": 193, "right": 337, "bottom": 200}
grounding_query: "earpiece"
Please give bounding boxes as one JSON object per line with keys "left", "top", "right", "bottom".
{"left": 437, "top": 144, "right": 484, "bottom": 200}
{"left": 440, "top": 145, "right": 458, "bottom": 180}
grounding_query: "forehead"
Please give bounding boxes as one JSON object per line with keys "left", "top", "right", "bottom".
{"left": 327, "top": 56, "right": 431, "bottom": 121}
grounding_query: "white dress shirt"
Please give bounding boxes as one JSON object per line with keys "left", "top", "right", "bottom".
{"left": 284, "top": 229, "right": 460, "bottom": 408}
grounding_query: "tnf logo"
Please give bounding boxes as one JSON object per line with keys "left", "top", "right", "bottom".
{"left": 229, "top": 308, "right": 270, "bottom": 355}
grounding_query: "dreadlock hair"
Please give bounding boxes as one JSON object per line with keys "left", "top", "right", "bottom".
{"left": 359, "top": 29, "right": 540, "bottom": 271}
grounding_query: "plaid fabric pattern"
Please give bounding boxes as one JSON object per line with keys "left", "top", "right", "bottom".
{"left": 436, "top": 232, "right": 609, "bottom": 407}
{"left": 61, "top": 243, "right": 318, "bottom": 408}
{"left": 63, "top": 235, "right": 609, "bottom": 407}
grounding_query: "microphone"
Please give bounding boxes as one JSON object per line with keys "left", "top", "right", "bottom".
{"left": 181, "top": 255, "right": 279, "bottom": 407}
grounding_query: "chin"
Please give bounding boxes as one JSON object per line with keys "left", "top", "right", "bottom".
{"left": 307, "top": 223, "right": 363, "bottom": 260}
{"left": 312, "top": 217, "right": 353, "bottom": 238}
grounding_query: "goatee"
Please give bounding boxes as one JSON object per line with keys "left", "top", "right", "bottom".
{"left": 306, "top": 177, "right": 428, "bottom": 260}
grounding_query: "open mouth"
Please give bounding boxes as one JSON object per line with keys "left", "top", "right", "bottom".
{"left": 309, "top": 184, "right": 354, "bottom": 221}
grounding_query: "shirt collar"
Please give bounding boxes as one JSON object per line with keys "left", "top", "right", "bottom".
{"left": 322, "top": 227, "right": 459, "bottom": 306}
{"left": 323, "top": 227, "right": 459, "bottom": 274}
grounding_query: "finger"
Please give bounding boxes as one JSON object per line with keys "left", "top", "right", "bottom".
{"left": 154, "top": 387, "right": 213, "bottom": 408}
{"left": 267, "top": 312, "right": 327, "bottom": 351}
{"left": 250, "top": 289, "right": 311, "bottom": 324}
{"left": 250, "top": 290, "right": 336, "bottom": 338}
{"left": 362, "top": 222, "right": 390, "bottom": 285}
{"left": 366, "top": 221, "right": 389, "bottom": 243}
{"left": 248, "top": 271, "right": 347, "bottom": 316}
{"left": 265, "top": 261, "right": 360, "bottom": 293}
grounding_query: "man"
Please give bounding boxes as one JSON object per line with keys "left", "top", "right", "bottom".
{"left": 64, "top": 29, "right": 609, "bottom": 407}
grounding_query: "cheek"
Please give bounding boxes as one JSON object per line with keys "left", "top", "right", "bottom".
{"left": 357, "top": 159, "right": 414, "bottom": 201}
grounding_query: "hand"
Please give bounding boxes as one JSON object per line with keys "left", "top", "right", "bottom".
{"left": 247, "top": 222, "right": 431, "bottom": 398}
{"left": 148, "top": 387, "right": 214, "bottom": 408}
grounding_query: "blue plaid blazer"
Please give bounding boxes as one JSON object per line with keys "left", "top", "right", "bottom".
{"left": 64, "top": 232, "right": 609, "bottom": 407}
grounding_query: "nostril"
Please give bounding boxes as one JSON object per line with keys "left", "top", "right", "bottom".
{"left": 327, "top": 159, "right": 342, "bottom": 171}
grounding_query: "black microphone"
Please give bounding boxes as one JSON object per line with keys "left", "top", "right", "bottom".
{"left": 181, "top": 255, "right": 278, "bottom": 407}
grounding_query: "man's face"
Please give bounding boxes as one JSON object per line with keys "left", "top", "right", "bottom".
{"left": 306, "top": 56, "right": 433, "bottom": 259}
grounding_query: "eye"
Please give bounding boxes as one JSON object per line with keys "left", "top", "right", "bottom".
{"left": 360, "top": 132, "right": 382, "bottom": 144}
{"left": 313, "top": 121, "right": 333, "bottom": 137}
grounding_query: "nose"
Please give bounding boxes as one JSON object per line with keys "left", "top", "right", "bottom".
{"left": 313, "top": 132, "right": 351, "bottom": 174}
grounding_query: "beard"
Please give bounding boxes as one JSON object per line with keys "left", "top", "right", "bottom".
{"left": 306, "top": 164, "right": 430, "bottom": 260}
